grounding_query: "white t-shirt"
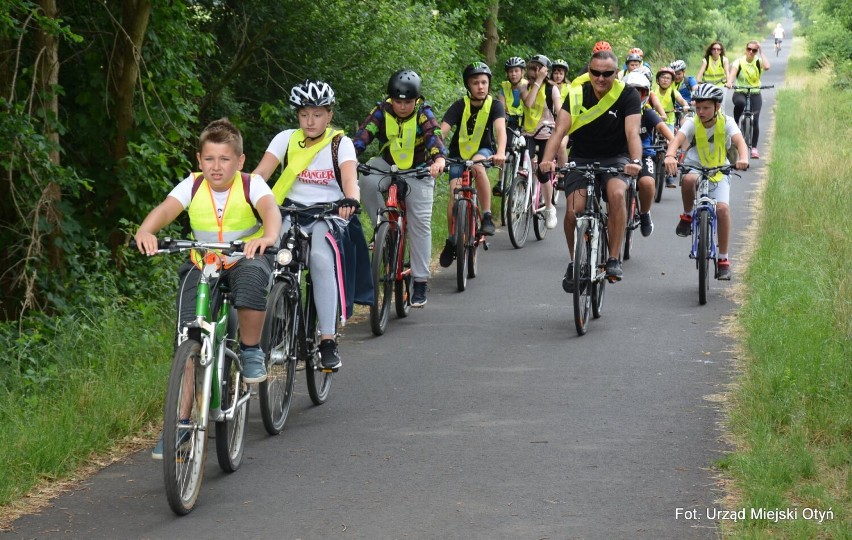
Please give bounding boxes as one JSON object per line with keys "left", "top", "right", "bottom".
{"left": 679, "top": 115, "right": 741, "bottom": 166}
{"left": 774, "top": 27, "right": 784, "bottom": 39}
{"left": 264, "top": 129, "right": 357, "bottom": 204}
{"left": 168, "top": 173, "right": 273, "bottom": 218}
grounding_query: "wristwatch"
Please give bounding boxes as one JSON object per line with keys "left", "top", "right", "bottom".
{"left": 630, "top": 159, "right": 641, "bottom": 165}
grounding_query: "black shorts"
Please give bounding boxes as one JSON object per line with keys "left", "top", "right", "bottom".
{"left": 563, "top": 155, "right": 630, "bottom": 197}
{"left": 639, "top": 154, "right": 657, "bottom": 179}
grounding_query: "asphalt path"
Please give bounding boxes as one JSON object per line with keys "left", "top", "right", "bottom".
{"left": 3, "top": 33, "right": 789, "bottom": 540}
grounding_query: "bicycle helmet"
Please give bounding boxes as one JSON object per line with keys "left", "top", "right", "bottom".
{"left": 670, "top": 59, "right": 687, "bottom": 72}
{"left": 626, "top": 53, "right": 642, "bottom": 64}
{"left": 629, "top": 47, "right": 644, "bottom": 58}
{"left": 552, "top": 58, "right": 569, "bottom": 72}
{"left": 462, "top": 61, "right": 492, "bottom": 85}
{"left": 624, "top": 71, "right": 651, "bottom": 106}
{"left": 387, "top": 69, "right": 422, "bottom": 100}
{"left": 592, "top": 41, "right": 612, "bottom": 53}
{"left": 289, "top": 79, "right": 336, "bottom": 108}
{"left": 692, "top": 83, "right": 724, "bottom": 102}
{"left": 527, "top": 54, "right": 551, "bottom": 70}
{"left": 655, "top": 66, "right": 675, "bottom": 80}
{"left": 504, "top": 56, "right": 526, "bottom": 70}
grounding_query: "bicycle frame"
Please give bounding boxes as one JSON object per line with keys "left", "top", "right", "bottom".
{"left": 689, "top": 176, "right": 718, "bottom": 263}
{"left": 452, "top": 162, "right": 483, "bottom": 250}
{"left": 377, "top": 180, "right": 409, "bottom": 285}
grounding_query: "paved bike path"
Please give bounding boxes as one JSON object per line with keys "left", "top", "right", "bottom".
{"left": 2, "top": 34, "right": 789, "bottom": 540}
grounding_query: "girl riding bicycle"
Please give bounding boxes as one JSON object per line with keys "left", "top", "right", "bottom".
{"left": 253, "top": 80, "right": 363, "bottom": 371}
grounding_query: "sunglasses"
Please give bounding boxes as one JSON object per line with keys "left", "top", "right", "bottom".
{"left": 589, "top": 69, "right": 616, "bottom": 78}
{"left": 747, "top": 47, "right": 758, "bottom": 52}
{"left": 711, "top": 47, "right": 721, "bottom": 51}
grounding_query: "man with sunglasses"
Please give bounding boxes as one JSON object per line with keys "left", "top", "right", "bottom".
{"left": 541, "top": 50, "right": 642, "bottom": 289}
{"left": 727, "top": 41, "right": 771, "bottom": 159}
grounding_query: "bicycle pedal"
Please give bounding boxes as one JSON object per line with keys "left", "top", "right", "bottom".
{"left": 483, "top": 242, "right": 490, "bottom": 251}
{"left": 320, "top": 367, "right": 339, "bottom": 373}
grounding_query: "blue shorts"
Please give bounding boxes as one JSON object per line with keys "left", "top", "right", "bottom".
{"left": 449, "top": 148, "right": 493, "bottom": 180}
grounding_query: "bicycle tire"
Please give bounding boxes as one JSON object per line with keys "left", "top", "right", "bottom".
{"left": 163, "top": 339, "right": 207, "bottom": 515}
{"left": 455, "top": 201, "right": 469, "bottom": 292}
{"left": 654, "top": 153, "right": 665, "bottom": 203}
{"left": 573, "top": 221, "right": 593, "bottom": 335}
{"left": 533, "top": 187, "right": 548, "bottom": 241}
{"left": 740, "top": 115, "right": 753, "bottom": 155}
{"left": 369, "top": 222, "right": 393, "bottom": 335}
{"left": 467, "top": 233, "right": 478, "bottom": 279}
{"left": 697, "top": 211, "right": 710, "bottom": 305}
{"left": 623, "top": 183, "right": 637, "bottom": 261}
{"left": 499, "top": 153, "right": 515, "bottom": 226}
{"left": 592, "top": 225, "right": 608, "bottom": 319}
{"left": 304, "top": 297, "right": 334, "bottom": 405}
{"left": 215, "top": 348, "right": 249, "bottom": 472}
{"left": 259, "top": 281, "right": 297, "bottom": 435}
{"left": 506, "top": 175, "right": 531, "bottom": 249}
{"left": 394, "top": 242, "right": 411, "bottom": 318}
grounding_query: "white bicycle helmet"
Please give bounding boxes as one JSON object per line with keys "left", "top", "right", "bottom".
{"left": 624, "top": 71, "right": 651, "bottom": 106}
{"left": 504, "top": 56, "right": 526, "bottom": 70}
{"left": 692, "top": 83, "right": 724, "bottom": 102}
{"left": 670, "top": 59, "right": 687, "bottom": 72}
{"left": 289, "top": 79, "right": 336, "bottom": 108}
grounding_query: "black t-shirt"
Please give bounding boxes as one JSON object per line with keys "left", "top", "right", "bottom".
{"left": 442, "top": 97, "right": 506, "bottom": 158}
{"left": 565, "top": 83, "right": 641, "bottom": 159}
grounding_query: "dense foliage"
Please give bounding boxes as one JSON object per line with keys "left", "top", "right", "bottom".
{"left": 0, "top": 0, "right": 775, "bottom": 380}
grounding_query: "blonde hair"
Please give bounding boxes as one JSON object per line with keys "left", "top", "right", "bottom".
{"left": 198, "top": 118, "right": 243, "bottom": 155}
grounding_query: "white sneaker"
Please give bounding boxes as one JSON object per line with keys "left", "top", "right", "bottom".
{"left": 544, "top": 207, "right": 557, "bottom": 229}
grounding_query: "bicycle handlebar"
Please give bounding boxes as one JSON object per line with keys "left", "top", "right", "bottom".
{"left": 279, "top": 200, "right": 361, "bottom": 219}
{"left": 677, "top": 164, "right": 739, "bottom": 177}
{"left": 128, "top": 238, "right": 279, "bottom": 255}
{"left": 357, "top": 162, "right": 432, "bottom": 180}
{"left": 443, "top": 156, "right": 496, "bottom": 170}
{"left": 556, "top": 161, "right": 626, "bottom": 176}
{"left": 732, "top": 85, "right": 775, "bottom": 91}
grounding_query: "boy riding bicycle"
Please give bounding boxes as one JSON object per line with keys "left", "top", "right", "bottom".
{"left": 664, "top": 84, "right": 749, "bottom": 280}
{"left": 353, "top": 69, "right": 447, "bottom": 307}
{"left": 134, "top": 118, "right": 282, "bottom": 458}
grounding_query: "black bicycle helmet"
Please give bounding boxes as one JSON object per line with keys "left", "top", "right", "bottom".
{"left": 527, "top": 54, "right": 551, "bottom": 70}
{"left": 552, "top": 58, "right": 569, "bottom": 72}
{"left": 692, "top": 83, "right": 724, "bottom": 102}
{"left": 387, "top": 69, "right": 422, "bottom": 100}
{"left": 289, "top": 79, "right": 336, "bottom": 108}
{"left": 504, "top": 56, "right": 526, "bottom": 70}
{"left": 462, "top": 62, "right": 493, "bottom": 85}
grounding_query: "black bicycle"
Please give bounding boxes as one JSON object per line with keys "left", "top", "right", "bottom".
{"left": 259, "top": 202, "right": 350, "bottom": 434}
{"left": 732, "top": 85, "right": 774, "bottom": 156}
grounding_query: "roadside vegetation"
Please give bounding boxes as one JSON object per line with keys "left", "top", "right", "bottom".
{"left": 720, "top": 38, "right": 851, "bottom": 538}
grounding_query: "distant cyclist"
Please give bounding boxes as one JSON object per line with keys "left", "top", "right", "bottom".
{"left": 670, "top": 60, "right": 698, "bottom": 104}
{"left": 774, "top": 24, "right": 785, "bottom": 51}
{"left": 495, "top": 56, "right": 527, "bottom": 196}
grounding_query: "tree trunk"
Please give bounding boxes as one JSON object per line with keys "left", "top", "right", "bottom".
{"left": 479, "top": 1, "right": 499, "bottom": 68}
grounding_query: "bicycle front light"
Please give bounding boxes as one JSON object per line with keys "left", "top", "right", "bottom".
{"left": 276, "top": 249, "right": 293, "bottom": 266}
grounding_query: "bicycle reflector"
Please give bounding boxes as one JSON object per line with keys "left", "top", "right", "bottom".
{"left": 204, "top": 252, "right": 220, "bottom": 266}
{"left": 276, "top": 249, "right": 293, "bottom": 266}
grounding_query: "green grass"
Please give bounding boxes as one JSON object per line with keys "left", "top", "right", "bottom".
{"left": 0, "top": 303, "right": 172, "bottom": 512}
{"left": 720, "top": 39, "right": 852, "bottom": 538}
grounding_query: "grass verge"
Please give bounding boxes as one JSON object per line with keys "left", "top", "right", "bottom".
{"left": 720, "top": 38, "right": 851, "bottom": 538}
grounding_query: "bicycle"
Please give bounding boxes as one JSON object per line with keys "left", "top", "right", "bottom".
{"left": 445, "top": 157, "right": 495, "bottom": 291}
{"left": 650, "top": 131, "right": 668, "bottom": 203}
{"left": 732, "top": 84, "right": 774, "bottom": 156}
{"left": 130, "top": 238, "right": 265, "bottom": 515}
{"left": 557, "top": 162, "right": 624, "bottom": 336}
{"left": 495, "top": 125, "right": 526, "bottom": 227}
{"left": 259, "top": 202, "right": 349, "bottom": 435}
{"left": 357, "top": 162, "right": 431, "bottom": 335}
{"left": 677, "top": 163, "right": 740, "bottom": 305}
{"left": 774, "top": 39, "right": 782, "bottom": 56}
{"left": 622, "top": 172, "right": 640, "bottom": 261}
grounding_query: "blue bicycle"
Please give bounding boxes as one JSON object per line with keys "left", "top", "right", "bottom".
{"left": 678, "top": 164, "right": 739, "bottom": 305}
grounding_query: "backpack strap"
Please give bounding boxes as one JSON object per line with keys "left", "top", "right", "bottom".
{"left": 190, "top": 172, "right": 261, "bottom": 222}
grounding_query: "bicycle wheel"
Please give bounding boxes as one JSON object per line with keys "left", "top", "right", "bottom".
{"left": 304, "top": 294, "right": 334, "bottom": 405}
{"left": 215, "top": 347, "right": 249, "bottom": 472}
{"left": 455, "top": 201, "right": 469, "bottom": 292}
{"left": 591, "top": 224, "right": 608, "bottom": 319}
{"left": 654, "top": 154, "right": 665, "bottom": 203}
{"left": 499, "top": 153, "right": 515, "bottom": 226}
{"left": 740, "top": 115, "right": 753, "bottom": 155}
{"left": 467, "top": 233, "right": 478, "bottom": 279}
{"left": 623, "top": 183, "right": 637, "bottom": 261}
{"left": 259, "top": 281, "right": 297, "bottom": 435}
{"left": 573, "top": 221, "right": 593, "bottom": 335}
{"left": 533, "top": 186, "right": 548, "bottom": 241}
{"left": 370, "top": 222, "right": 394, "bottom": 335}
{"left": 506, "top": 175, "right": 531, "bottom": 249}
{"left": 163, "top": 339, "right": 207, "bottom": 515}
{"left": 697, "top": 211, "right": 710, "bottom": 305}
{"left": 394, "top": 240, "right": 411, "bottom": 318}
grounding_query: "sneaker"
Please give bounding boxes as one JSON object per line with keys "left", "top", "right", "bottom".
{"left": 665, "top": 176, "right": 677, "bottom": 188}
{"left": 717, "top": 259, "right": 732, "bottom": 280}
{"left": 480, "top": 213, "right": 496, "bottom": 236}
{"left": 640, "top": 212, "right": 654, "bottom": 237}
{"left": 544, "top": 206, "right": 557, "bottom": 229}
{"left": 562, "top": 263, "right": 574, "bottom": 293}
{"left": 241, "top": 346, "right": 267, "bottom": 383}
{"left": 411, "top": 281, "right": 428, "bottom": 307}
{"left": 151, "top": 425, "right": 192, "bottom": 460}
{"left": 750, "top": 148, "right": 759, "bottom": 159}
{"left": 605, "top": 258, "right": 623, "bottom": 282}
{"left": 319, "top": 339, "right": 342, "bottom": 370}
{"left": 439, "top": 238, "right": 455, "bottom": 268}
{"left": 676, "top": 213, "right": 693, "bottom": 237}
